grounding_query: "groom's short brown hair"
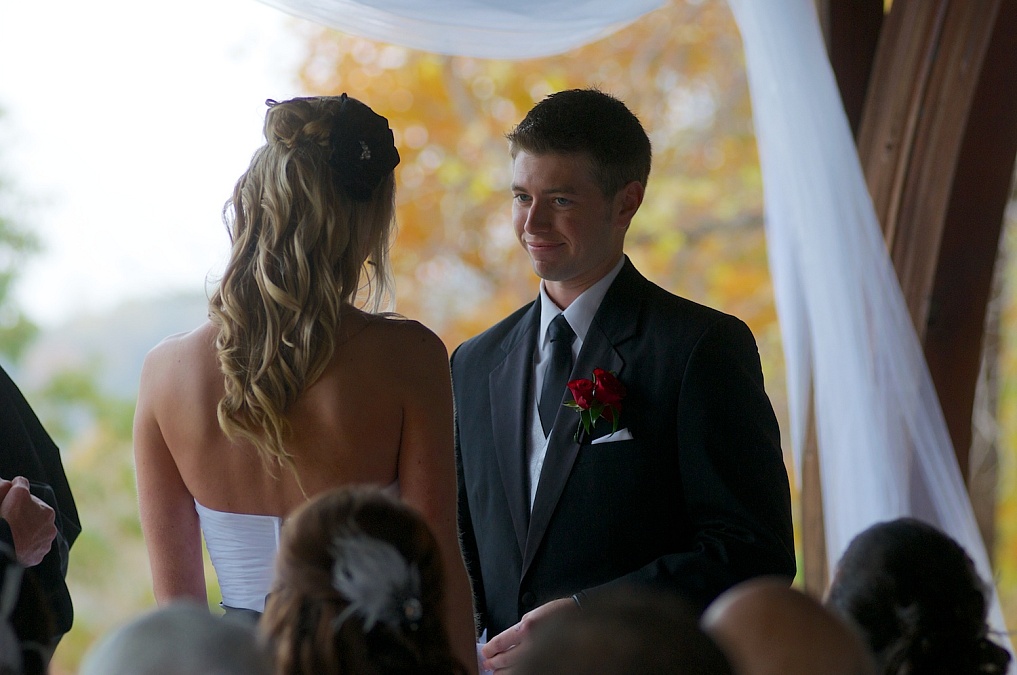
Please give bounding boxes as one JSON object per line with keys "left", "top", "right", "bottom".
{"left": 506, "top": 88, "right": 652, "bottom": 197}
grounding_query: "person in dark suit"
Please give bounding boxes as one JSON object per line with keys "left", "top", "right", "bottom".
{"left": 0, "top": 364, "right": 80, "bottom": 657}
{"left": 451, "top": 89, "right": 795, "bottom": 672}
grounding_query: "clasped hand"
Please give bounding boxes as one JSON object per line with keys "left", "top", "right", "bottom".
{"left": 0, "top": 476, "right": 57, "bottom": 567}
{"left": 480, "top": 597, "right": 574, "bottom": 673}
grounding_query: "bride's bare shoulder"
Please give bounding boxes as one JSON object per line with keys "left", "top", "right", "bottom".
{"left": 342, "top": 310, "right": 449, "bottom": 372}
{"left": 348, "top": 310, "right": 446, "bottom": 349}
{"left": 140, "top": 322, "right": 218, "bottom": 381}
{"left": 146, "top": 321, "right": 215, "bottom": 355}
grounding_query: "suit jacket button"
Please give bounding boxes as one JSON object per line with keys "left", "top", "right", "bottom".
{"left": 521, "top": 592, "right": 536, "bottom": 607}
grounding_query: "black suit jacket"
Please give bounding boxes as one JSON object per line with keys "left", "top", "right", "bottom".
{"left": 452, "top": 260, "right": 794, "bottom": 636}
{"left": 0, "top": 364, "right": 80, "bottom": 639}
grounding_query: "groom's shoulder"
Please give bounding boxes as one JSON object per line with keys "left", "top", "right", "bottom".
{"left": 617, "top": 266, "right": 730, "bottom": 324}
{"left": 615, "top": 266, "right": 753, "bottom": 342}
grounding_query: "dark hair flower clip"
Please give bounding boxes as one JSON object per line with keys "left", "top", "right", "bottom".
{"left": 329, "top": 93, "right": 401, "bottom": 201}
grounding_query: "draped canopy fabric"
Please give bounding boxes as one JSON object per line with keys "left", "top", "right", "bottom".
{"left": 726, "top": 0, "right": 1010, "bottom": 650}
{"left": 259, "top": 0, "right": 1012, "bottom": 651}
{"left": 256, "top": 0, "right": 665, "bottom": 59}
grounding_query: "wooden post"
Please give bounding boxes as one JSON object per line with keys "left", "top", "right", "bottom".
{"left": 801, "top": 377, "right": 828, "bottom": 596}
{"left": 817, "top": 0, "right": 884, "bottom": 138}
{"left": 855, "top": 0, "right": 1017, "bottom": 480}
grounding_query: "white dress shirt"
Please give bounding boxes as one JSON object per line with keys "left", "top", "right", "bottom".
{"left": 526, "top": 256, "right": 626, "bottom": 507}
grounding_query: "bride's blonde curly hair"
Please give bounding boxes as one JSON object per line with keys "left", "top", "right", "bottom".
{"left": 209, "top": 95, "right": 397, "bottom": 473}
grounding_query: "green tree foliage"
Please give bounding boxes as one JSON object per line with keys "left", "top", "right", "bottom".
{"left": 31, "top": 363, "right": 150, "bottom": 669}
{"left": 0, "top": 109, "right": 40, "bottom": 359}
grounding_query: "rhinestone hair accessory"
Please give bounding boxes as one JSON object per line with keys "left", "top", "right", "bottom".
{"left": 328, "top": 93, "right": 401, "bottom": 202}
{"left": 330, "top": 530, "right": 423, "bottom": 634}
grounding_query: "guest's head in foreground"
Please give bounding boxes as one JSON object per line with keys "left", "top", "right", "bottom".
{"left": 826, "top": 517, "right": 1012, "bottom": 675}
{"left": 702, "top": 576, "right": 876, "bottom": 675}
{"left": 261, "top": 487, "right": 466, "bottom": 675}
{"left": 78, "top": 600, "right": 272, "bottom": 675}
{"left": 210, "top": 94, "right": 400, "bottom": 474}
{"left": 512, "top": 586, "right": 733, "bottom": 675}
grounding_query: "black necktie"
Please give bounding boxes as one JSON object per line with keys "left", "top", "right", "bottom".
{"left": 539, "top": 314, "right": 576, "bottom": 436}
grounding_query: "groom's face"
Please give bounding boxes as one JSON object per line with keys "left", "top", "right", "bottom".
{"left": 511, "top": 150, "right": 627, "bottom": 306}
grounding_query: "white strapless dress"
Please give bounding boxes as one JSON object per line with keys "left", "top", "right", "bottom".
{"left": 195, "top": 482, "right": 399, "bottom": 613}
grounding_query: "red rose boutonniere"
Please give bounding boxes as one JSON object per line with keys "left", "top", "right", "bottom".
{"left": 565, "top": 368, "right": 627, "bottom": 441}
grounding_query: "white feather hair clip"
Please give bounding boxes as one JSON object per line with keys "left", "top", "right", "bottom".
{"left": 330, "top": 529, "right": 423, "bottom": 633}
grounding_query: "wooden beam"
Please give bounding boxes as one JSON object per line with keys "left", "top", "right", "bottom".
{"left": 856, "top": 0, "right": 950, "bottom": 250}
{"left": 822, "top": 0, "right": 884, "bottom": 137}
{"left": 923, "top": 0, "right": 1017, "bottom": 476}
{"left": 801, "top": 379, "right": 828, "bottom": 596}
{"left": 855, "top": 0, "right": 1017, "bottom": 479}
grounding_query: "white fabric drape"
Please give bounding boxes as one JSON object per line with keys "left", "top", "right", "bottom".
{"left": 256, "top": 0, "right": 664, "bottom": 59}
{"left": 258, "top": 0, "right": 1011, "bottom": 649}
{"left": 726, "top": 0, "right": 1011, "bottom": 650}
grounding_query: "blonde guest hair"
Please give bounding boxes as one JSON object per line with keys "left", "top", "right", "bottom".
{"left": 209, "top": 95, "right": 400, "bottom": 474}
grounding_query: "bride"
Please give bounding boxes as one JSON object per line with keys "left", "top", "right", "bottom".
{"left": 133, "top": 95, "right": 477, "bottom": 673}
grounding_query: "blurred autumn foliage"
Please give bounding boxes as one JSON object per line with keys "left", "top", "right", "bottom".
{"left": 292, "top": 0, "right": 775, "bottom": 350}
{"left": 993, "top": 205, "right": 1017, "bottom": 634}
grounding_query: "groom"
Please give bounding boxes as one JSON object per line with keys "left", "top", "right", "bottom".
{"left": 452, "top": 89, "right": 795, "bottom": 671}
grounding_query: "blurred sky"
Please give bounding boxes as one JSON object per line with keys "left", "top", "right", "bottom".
{"left": 0, "top": 0, "right": 313, "bottom": 326}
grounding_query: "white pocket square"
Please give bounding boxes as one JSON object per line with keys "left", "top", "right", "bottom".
{"left": 591, "top": 428, "right": 634, "bottom": 444}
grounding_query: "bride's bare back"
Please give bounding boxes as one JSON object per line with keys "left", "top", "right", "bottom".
{"left": 134, "top": 308, "right": 459, "bottom": 598}
{"left": 142, "top": 309, "right": 442, "bottom": 514}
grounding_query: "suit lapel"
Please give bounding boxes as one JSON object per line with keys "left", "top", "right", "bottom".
{"left": 522, "top": 261, "right": 643, "bottom": 577}
{"left": 490, "top": 302, "right": 540, "bottom": 557}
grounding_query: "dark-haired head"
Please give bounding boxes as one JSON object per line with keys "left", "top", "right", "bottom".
{"left": 506, "top": 88, "right": 651, "bottom": 197}
{"left": 826, "top": 518, "right": 1011, "bottom": 675}
{"left": 261, "top": 487, "right": 467, "bottom": 675}
{"left": 514, "top": 586, "right": 733, "bottom": 675}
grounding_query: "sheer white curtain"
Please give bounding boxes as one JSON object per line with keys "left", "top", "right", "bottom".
{"left": 259, "top": 0, "right": 1011, "bottom": 646}
{"left": 255, "top": 0, "right": 664, "bottom": 59}
{"left": 726, "top": 0, "right": 1011, "bottom": 648}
